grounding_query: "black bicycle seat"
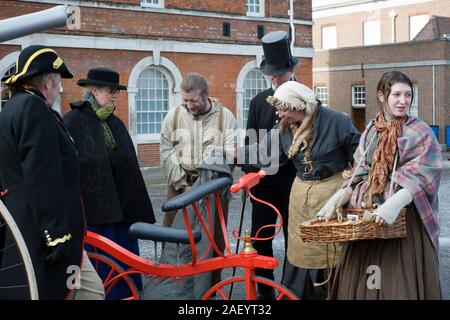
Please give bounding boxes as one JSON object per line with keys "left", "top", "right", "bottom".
{"left": 161, "top": 177, "right": 232, "bottom": 212}
{"left": 129, "top": 222, "right": 202, "bottom": 244}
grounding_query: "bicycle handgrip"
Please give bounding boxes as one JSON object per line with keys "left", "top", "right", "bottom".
{"left": 230, "top": 170, "right": 266, "bottom": 193}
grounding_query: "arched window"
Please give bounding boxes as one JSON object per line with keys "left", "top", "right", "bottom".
{"left": 136, "top": 67, "right": 169, "bottom": 135}
{"left": 128, "top": 55, "right": 182, "bottom": 145}
{"left": 236, "top": 60, "right": 270, "bottom": 130}
{"left": 0, "top": 65, "right": 15, "bottom": 112}
{"left": 242, "top": 69, "right": 267, "bottom": 127}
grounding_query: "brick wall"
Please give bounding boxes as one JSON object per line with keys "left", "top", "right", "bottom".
{"left": 137, "top": 143, "right": 160, "bottom": 167}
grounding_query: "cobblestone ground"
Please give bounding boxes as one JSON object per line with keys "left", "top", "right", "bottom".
{"left": 140, "top": 151, "right": 450, "bottom": 300}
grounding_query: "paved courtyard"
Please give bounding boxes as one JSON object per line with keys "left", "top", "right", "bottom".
{"left": 140, "top": 151, "right": 450, "bottom": 299}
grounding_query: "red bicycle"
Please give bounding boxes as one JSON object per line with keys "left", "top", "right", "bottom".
{"left": 84, "top": 170, "right": 298, "bottom": 300}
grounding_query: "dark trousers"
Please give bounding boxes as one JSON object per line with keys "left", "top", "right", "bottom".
{"left": 250, "top": 182, "right": 292, "bottom": 294}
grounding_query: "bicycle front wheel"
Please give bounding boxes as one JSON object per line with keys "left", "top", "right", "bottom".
{"left": 201, "top": 276, "right": 298, "bottom": 300}
{"left": 87, "top": 252, "right": 140, "bottom": 300}
{"left": 0, "top": 200, "right": 38, "bottom": 300}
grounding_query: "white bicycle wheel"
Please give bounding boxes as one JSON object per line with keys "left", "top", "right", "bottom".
{"left": 0, "top": 199, "right": 38, "bottom": 299}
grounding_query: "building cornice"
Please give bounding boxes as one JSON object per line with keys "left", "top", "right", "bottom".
{"left": 3, "top": 33, "right": 315, "bottom": 58}
{"left": 314, "top": 59, "right": 450, "bottom": 72}
{"left": 18, "top": 0, "right": 313, "bottom": 26}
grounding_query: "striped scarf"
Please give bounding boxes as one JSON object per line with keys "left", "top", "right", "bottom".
{"left": 85, "top": 92, "right": 117, "bottom": 151}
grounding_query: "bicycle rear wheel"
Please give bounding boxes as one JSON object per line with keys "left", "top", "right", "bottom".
{"left": 201, "top": 276, "right": 298, "bottom": 300}
{"left": 87, "top": 252, "right": 140, "bottom": 300}
{"left": 0, "top": 200, "right": 38, "bottom": 299}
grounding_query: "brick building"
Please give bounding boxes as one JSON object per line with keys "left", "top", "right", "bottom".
{"left": 312, "top": 0, "right": 450, "bottom": 146}
{"left": 0, "top": 0, "right": 314, "bottom": 166}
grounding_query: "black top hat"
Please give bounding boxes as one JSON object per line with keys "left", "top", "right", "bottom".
{"left": 77, "top": 67, "right": 127, "bottom": 90}
{"left": 259, "top": 31, "right": 299, "bottom": 76}
{"left": 2, "top": 45, "right": 73, "bottom": 85}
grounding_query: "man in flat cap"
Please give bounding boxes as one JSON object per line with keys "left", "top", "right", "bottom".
{"left": 0, "top": 45, "right": 104, "bottom": 299}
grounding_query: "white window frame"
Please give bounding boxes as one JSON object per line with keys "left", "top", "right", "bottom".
{"left": 321, "top": 25, "right": 337, "bottom": 50}
{"left": 235, "top": 59, "right": 270, "bottom": 130}
{"left": 135, "top": 67, "right": 171, "bottom": 138}
{"left": 242, "top": 69, "right": 268, "bottom": 128}
{"left": 246, "top": 0, "right": 265, "bottom": 18}
{"left": 410, "top": 84, "right": 419, "bottom": 117}
{"left": 140, "top": 0, "right": 164, "bottom": 9}
{"left": 128, "top": 56, "right": 182, "bottom": 147}
{"left": 314, "top": 86, "right": 328, "bottom": 107}
{"left": 363, "top": 20, "right": 380, "bottom": 46}
{"left": 352, "top": 85, "right": 366, "bottom": 108}
{"left": 409, "top": 14, "right": 429, "bottom": 40}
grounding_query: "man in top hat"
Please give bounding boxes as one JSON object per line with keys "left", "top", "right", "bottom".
{"left": 241, "top": 30, "right": 297, "bottom": 300}
{"left": 0, "top": 45, "right": 104, "bottom": 299}
{"left": 63, "top": 67, "right": 155, "bottom": 299}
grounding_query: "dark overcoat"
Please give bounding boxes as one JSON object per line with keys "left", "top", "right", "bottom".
{"left": 63, "top": 100, "right": 155, "bottom": 225}
{"left": 0, "top": 89, "right": 85, "bottom": 299}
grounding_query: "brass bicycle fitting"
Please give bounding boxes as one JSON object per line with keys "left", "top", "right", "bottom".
{"left": 242, "top": 229, "right": 255, "bottom": 253}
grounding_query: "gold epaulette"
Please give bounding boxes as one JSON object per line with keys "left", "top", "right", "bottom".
{"left": 44, "top": 230, "right": 72, "bottom": 247}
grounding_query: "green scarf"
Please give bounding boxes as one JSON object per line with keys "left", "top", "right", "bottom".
{"left": 85, "top": 92, "right": 117, "bottom": 151}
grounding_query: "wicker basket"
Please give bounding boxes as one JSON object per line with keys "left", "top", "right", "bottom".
{"left": 299, "top": 207, "right": 407, "bottom": 243}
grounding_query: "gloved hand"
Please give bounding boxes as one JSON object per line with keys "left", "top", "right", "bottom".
{"left": 372, "top": 188, "right": 413, "bottom": 225}
{"left": 316, "top": 188, "right": 353, "bottom": 221}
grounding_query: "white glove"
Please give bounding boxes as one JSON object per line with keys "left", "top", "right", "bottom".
{"left": 372, "top": 188, "right": 413, "bottom": 225}
{"left": 316, "top": 188, "right": 353, "bottom": 221}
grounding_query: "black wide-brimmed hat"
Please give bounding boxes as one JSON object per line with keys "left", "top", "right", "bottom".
{"left": 2, "top": 45, "right": 73, "bottom": 85}
{"left": 77, "top": 67, "right": 127, "bottom": 90}
{"left": 259, "top": 31, "right": 299, "bottom": 76}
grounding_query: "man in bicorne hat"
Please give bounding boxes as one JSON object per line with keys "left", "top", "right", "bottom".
{"left": 241, "top": 30, "right": 297, "bottom": 300}
{"left": 0, "top": 45, "right": 104, "bottom": 299}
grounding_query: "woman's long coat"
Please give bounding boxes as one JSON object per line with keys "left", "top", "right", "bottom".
{"left": 0, "top": 89, "right": 85, "bottom": 299}
{"left": 63, "top": 100, "right": 155, "bottom": 225}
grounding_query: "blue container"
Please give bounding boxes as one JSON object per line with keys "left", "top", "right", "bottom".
{"left": 430, "top": 125, "right": 439, "bottom": 140}
{"left": 446, "top": 125, "right": 450, "bottom": 147}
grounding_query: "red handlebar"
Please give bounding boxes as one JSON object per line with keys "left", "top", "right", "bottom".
{"left": 230, "top": 170, "right": 266, "bottom": 193}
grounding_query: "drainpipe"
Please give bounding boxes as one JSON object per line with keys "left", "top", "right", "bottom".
{"left": 432, "top": 65, "right": 436, "bottom": 125}
{"left": 288, "top": 0, "right": 295, "bottom": 53}
{"left": 389, "top": 10, "right": 397, "bottom": 43}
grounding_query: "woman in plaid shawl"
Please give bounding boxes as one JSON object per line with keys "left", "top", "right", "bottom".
{"left": 317, "top": 71, "right": 442, "bottom": 299}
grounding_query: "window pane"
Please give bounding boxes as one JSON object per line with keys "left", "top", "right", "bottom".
{"left": 136, "top": 67, "right": 169, "bottom": 134}
{"left": 315, "top": 87, "right": 328, "bottom": 107}
{"left": 322, "top": 26, "right": 337, "bottom": 50}
{"left": 242, "top": 69, "right": 267, "bottom": 128}
{"left": 410, "top": 84, "right": 419, "bottom": 117}
{"left": 352, "top": 86, "right": 366, "bottom": 107}
{"left": 364, "top": 21, "right": 380, "bottom": 46}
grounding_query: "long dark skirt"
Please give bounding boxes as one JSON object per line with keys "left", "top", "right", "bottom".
{"left": 281, "top": 260, "right": 332, "bottom": 300}
{"left": 329, "top": 206, "right": 441, "bottom": 300}
{"left": 85, "top": 222, "right": 142, "bottom": 300}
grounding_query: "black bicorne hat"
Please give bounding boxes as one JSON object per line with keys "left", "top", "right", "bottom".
{"left": 77, "top": 67, "right": 127, "bottom": 90}
{"left": 2, "top": 45, "right": 73, "bottom": 84}
{"left": 259, "top": 31, "right": 299, "bottom": 76}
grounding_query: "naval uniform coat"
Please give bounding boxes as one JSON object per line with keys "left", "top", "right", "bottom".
{"left": 0, "top": 88, "right": 85, "bottom": 299}
{"left": 63, "top": 100, "right": 155, "bottom": 225}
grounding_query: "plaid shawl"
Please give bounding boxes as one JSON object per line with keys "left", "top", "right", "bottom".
{"left": 346, "top": 115, "right": 442, "bottom": 250}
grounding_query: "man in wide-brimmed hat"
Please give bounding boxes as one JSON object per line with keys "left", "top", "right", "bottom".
{"left": 0, "top": 45, "right": 104, "bottom": 300}
{"left": 63, "top": 67, "right": 155, "bottom": 299}
{"left": 241, "top": 30, "right": 298, "bottom": 300}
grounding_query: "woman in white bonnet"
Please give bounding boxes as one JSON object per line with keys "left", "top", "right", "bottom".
{"left": 241, "top": 81, "right": 360, "bottom": 299}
